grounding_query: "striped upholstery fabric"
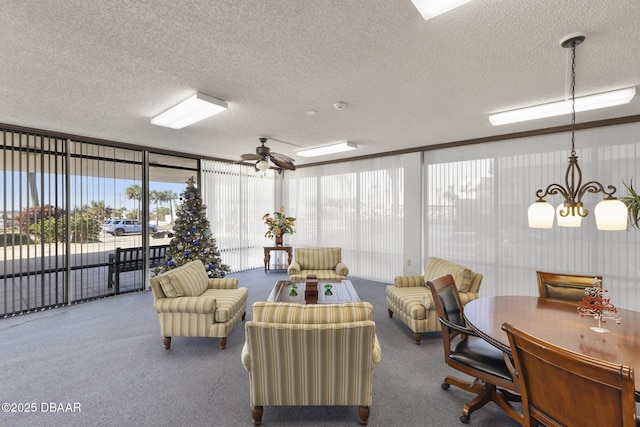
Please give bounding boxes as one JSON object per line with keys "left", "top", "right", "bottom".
{"left": 251, "top": 301, "right": 373, "bottom": 323}
{"left": 242, "top": 302, "right": 381, "bottom": 408}
{"left": 386, "top": 258, "right": 483, "bottom": 342}
{"left": 153, "top": 259, "right": 209, "bottom": 297}
{"left": 288, "top": 247, "right": 349, "bottom": 281}
{"left": 149, "top": 260, "right": 248, "bottom": 345}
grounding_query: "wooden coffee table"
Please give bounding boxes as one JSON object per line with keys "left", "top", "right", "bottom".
{"left": 267, "top": 280, "right": 360, "bottom": 303}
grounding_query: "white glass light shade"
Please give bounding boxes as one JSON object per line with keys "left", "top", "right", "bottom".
{"left": 594, "top": 199, "right": 628, "bottom": 230}
{"left": 151, "top": 93, "right": 227, "bottom": 129}
{"left": 528, "top": 201, "right": 555, "bottom": 228}
{"left": 556, "top": 204, "right": 583, "bottom": 227}
{"left": 256, "top": 159, "right": 270, "bottom": 171}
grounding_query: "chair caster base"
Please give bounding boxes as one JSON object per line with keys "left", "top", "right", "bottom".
{"left": 460, "top": 414, "right": 470, "bottom": 424}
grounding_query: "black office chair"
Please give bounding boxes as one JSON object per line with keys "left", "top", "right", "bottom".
{"left": 427, "top": 274, "right": 522, "bottom": 424}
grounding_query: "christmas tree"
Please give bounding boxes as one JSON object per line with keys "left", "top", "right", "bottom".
{"left": 155, "top": 177, "right": 230, "bottom": 277}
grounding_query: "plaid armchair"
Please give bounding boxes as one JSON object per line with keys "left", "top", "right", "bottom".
{"left": 242, "top": 301, "right": 381, "bottom": 426}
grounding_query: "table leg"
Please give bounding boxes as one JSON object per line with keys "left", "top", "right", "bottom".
{"left": 264, "top": 249, "right": 270, "bottom": 273}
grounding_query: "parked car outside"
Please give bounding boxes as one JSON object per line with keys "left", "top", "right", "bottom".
{"left": 102, "top": 219, "right": 158, "bottom": 236}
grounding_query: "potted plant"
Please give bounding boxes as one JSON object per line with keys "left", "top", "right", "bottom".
{"left": 622, "top": 180, "right": 640, "bottom": 230}
{"left": 263, "top": 206, "right": 296, "bottom": 245}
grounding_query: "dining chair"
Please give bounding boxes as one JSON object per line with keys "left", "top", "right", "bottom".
{"left": 502, "top": 322, "right": 638, "bottom": 427}
{"left": 426, "top": 275, "right": 522, "bottom": 424}
{"left": 536, "top": 271, "right": 602, "bottom": 302}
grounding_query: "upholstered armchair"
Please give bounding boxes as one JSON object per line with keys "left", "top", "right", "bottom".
{"left": 287, "top": 247, "right": 349, "bottom": 281}
{"left": 386, "top": 257, "right": 482, "bottom": 344}
{"left": 241, "top": 301, "right": 382, "bottom": 426}
{"left": 149, "top": 260, "right": 248, "bottom": 350}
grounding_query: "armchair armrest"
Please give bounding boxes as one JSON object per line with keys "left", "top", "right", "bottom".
{"left": 394, "top": 275, "right": 425, "bottom": 288}
{"left": 335, "top": 262, "right": 349, "bottom": 277}
{"left": 154, "top": 296, "right": 216, "bottom": 314}
{"left": 241, "top": 341, "right": 251, "bottom": 372}
{"left": 287, "top": 261, "right": 301, "bottom": 276}
{"left": 207, "top": 277, "right": 238, "bottom": 289}
{"left": 372, "top": 335, "right": 382, "bottom": 368}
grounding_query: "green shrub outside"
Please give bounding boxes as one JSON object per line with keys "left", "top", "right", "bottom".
{"left": 28, "top": 214, "right": 101, "bottom": 243}
{"left": 0, "top": 233, "right": 33, "bottom": 247}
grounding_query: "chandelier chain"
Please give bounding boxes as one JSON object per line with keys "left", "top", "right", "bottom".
{"left": 570, "top": 42, "right": 577, "bottom": 156}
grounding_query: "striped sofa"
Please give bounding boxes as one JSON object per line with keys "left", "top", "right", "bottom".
{"left": 386, "top": 257, "right": 482, "bottom": 345}
{"left": 149, "top": 259, "right": 248, "bottom": 350}
{"left": 287, "top": 247, "right": 349, "bottom": 281}
{"left": 242, "top": 301, "right": 382, "bottom": 426}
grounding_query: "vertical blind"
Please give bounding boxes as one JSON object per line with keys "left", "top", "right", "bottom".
{"left": 283, "top": 155, "right": 404, "bottom": 281}
{"left": 201, "top": 160, "right": 275, "bottom": 271}
{"left": 424, "top": 122, "right": 640, "bottom": 310}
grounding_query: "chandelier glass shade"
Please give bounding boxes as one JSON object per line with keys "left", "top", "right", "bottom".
{"left": 527, "top": 33, "right": 628, "bottom": 231}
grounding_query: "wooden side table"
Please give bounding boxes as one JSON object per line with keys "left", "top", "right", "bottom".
{"left": 263, "top": 246, "right": 293, "bottom": 273}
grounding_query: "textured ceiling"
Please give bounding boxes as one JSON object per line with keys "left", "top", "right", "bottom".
{"left": 1, "top": 1, "right": 639, "bottom": 167}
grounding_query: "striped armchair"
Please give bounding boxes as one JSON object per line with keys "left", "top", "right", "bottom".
{"left": 149, "top": 260, "right": 248, "bottom": 350}
{"left": 386, "top": 257, "right": 482, "bottom": 344}
{"left": 287, "top": 247, "right": 349, "bottom": 281}
{"left": 242, "top": 301, "right": 382, "bottom": 426}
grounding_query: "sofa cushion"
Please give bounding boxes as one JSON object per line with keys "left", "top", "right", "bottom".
{"left": 158, "top": 274, "right": 184, "bottom": 297}
{"left": 425, "top": 258, "right": 470, "bottom": 292}
{"left": 251, "top": 301, "right": 373, "bottom": 324}
{"left": 386, "top": 286, "right": 428, "bottom": 320}
{"left": 296, "top": 247, "right": 341, "bottom": 270}
{"left": 158, "top": 260, "right": 208, "bottom": 297}
{"left": 202, "top": 288, "right": 249, "bottom": 322}
{"left": 459, "top": 269, "right": 474, "bottom": 293}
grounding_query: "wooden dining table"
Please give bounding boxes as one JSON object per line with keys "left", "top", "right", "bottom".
{"left": 463, "top": 296, "right": 640, "bottom": 395}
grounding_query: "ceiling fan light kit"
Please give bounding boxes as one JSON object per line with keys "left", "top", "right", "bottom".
{"left": 297, "top": 141, "right": 357, "bottom": 158}
{"left": 150, "top": 92, "right": 227, "bottom": 129}
{"left": 527, "top": 32, "right": 628, "bottom": 231}
{"left": 240, "top": 137, "right": 296, "bottom": 172}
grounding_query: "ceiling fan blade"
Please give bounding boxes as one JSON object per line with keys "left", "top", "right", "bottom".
{"left": 269, "top": 155, "right": 296, "bottom": 170}
{"left": 270, "top": 152, "right": 295, "bottom": 164}
{"left": 240, "top": 153, "right": 261, "bottom": 161}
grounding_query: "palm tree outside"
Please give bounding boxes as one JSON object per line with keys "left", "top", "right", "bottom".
{"left": 125, "top": 184, "right": 141, "bottom": 219}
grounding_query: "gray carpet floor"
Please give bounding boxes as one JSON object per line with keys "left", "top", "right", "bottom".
{"left": 1, "top": 269, "right": 520, "bottom": 427}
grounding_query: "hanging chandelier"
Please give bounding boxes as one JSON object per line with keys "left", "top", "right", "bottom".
{"left": 527, "top": 33, "right": 628, "bottom": 230}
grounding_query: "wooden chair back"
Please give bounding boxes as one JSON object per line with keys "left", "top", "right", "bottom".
{"left": 503, "top": 322, "right": 637, "bottom": 427}
{"left": 536, "top": 271, "right": 602, "bottom": 302}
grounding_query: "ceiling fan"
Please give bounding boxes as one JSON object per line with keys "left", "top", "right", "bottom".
{"left": 240, "top": 137, "right": 296, "bottom": 171}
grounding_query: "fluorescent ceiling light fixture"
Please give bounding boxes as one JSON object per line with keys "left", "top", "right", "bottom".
{"left": 410, "top": 0, "right": 473, "bottom": 21}
{"left": 297, "top": 141, "right": 358, "bottom": 158}
{"left": 151, "top": 92, "right": 227, "bottom": 129}
{"left": 489, "top": 87, "right": 635, "bottom": 126}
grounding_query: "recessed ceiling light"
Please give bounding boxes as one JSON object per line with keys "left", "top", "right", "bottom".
{"left": 150, "top": 92, "right": 227, "bottom": 129}
{"left": 297, "top": 141, "right": 357, "bottom": 157}
{"left": 306, "top": 110, "right": 318, "bottom": 116}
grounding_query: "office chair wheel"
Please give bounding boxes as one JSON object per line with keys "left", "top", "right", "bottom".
{"left": 441, "top": 383, "right": 450, "bottom": 390}
{"left": 460, "top": 414, "right": 470, "bottom": 424}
